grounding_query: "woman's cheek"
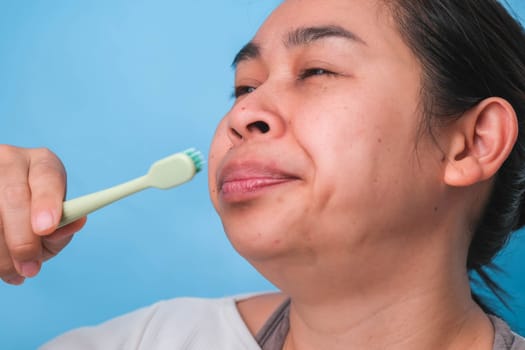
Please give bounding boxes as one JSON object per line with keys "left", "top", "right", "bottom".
{"left": 208, "top": 119, "right": 230, "bottom": 208}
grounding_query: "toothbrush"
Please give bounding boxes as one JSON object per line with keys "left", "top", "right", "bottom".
{"left": 58, "top": 148, "right": 204, "bottom": 228}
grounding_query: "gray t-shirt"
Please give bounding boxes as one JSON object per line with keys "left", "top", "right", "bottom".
{"left": 491, "top": 315, "right": 525, "bottom": 350}
{"left": 256, "top": 299, "right": 525, "bottom": 350}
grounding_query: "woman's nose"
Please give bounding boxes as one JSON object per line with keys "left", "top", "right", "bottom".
{"left": 226, "top": 91, "right": 286, "bottom": 146}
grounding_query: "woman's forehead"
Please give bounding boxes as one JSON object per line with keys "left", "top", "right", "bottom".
{"left": 253, "top": 0, "right": 400, "bottom": 50}
{"left": 245, "top": 0, "right": 413, "bottom": 67}
{"left": 261, "top": 0, "right": 387, "bottom": 30}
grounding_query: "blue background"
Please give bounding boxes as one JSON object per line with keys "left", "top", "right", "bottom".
{"left": 0, "top": 1, "right": 524, "bottom": 349}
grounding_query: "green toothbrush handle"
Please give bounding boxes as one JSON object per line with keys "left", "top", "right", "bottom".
{"left": 58, "top": 176, "right": 147, "bottom": 229}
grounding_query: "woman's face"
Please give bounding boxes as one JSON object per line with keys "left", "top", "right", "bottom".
{"left": 208, "top": 0, "right": 446, "bottom": 267}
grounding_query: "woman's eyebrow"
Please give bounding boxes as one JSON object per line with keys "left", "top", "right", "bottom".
{"left": 232, "top": 42, "right": 260, "bottom": 68}
{"left": 232, "top": 25, "right": 366, "bottom": 68}
{"left": 285, "top": 25, "right": 367, "bottom": 48}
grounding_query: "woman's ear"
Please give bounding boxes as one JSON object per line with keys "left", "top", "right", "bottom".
{"left": 443, "top": 97, "right": 518, "bottom": 187}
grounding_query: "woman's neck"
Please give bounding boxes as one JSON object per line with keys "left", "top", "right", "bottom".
{"left": 285, "top": 282, "right": 493, "bottom": 350}
{"left": 253, "top": 228, "right": 494, "bottom": 349}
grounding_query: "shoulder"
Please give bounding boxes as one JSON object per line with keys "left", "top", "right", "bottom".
{"left": 40, "top": 294, "right": 266, "bottom": 350}
{"left": 509, "top": 331, "right": 525, "bottom": 350}
{"left": 489, "top": 315, "right": 525, "bottom": 350}
{"left": 507, "top": 331, "right": 525, "bottom": 350}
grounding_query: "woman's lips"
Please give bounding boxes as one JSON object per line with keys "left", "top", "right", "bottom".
{"left": 218, "top": 163, "right": 300, "bottom": 202}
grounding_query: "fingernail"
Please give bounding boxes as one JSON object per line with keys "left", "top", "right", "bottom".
{"left": 34, "top": 211, "right": 54, "bottom": 233}
{"left": 20, "top": 261, "right": 40, "bottom": 278}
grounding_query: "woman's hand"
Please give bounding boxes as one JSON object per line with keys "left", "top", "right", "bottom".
{"left": 0, "top": 145, "right": 86, "bottom": 285}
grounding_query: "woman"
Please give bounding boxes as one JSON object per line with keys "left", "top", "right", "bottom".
{"left": 1, "top": 0, "right": 525, "bottom": 348}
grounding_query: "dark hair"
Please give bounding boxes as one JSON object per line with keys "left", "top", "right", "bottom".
{"left": 385, "top": 0, "right": 525, "bottom": 313}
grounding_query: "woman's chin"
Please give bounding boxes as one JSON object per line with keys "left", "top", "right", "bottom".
{"left": 224, "top": 225, "right": 292, "bottom": 262}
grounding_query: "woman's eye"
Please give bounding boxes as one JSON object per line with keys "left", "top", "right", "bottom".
{"left": 233, "top": 86, "right": 256, "bottom": 98}
{"left": 299, "top": 68, "right": 337, "bottom": 80}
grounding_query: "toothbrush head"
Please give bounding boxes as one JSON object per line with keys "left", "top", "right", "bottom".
{"left": 147, "top": 148, "right": 205, "bottom": 189}
{"left": 184, "top": 148, "right": 205, "bottom": 173}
